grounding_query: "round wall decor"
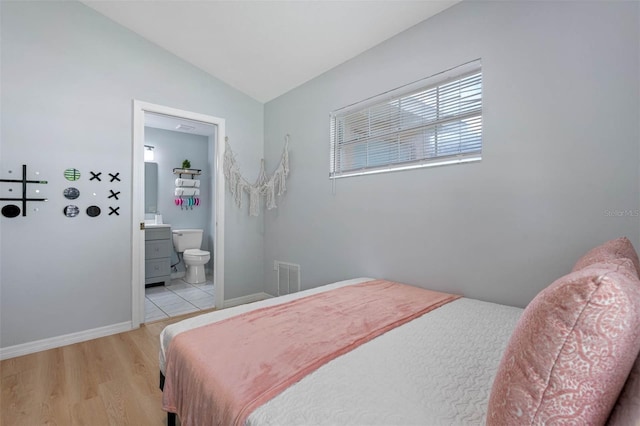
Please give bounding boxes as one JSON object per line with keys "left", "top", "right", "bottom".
{"left": 63, "top": 205, "right": 80, "bottom": 217}
{"left": 1, "top": 204, "right": 21, "bottom": 218}
{"left": 63, "top": 187, "right": 80, "bottom": 200}
{"left": 86, "top": 205, "right": 101, "bottom": 217}
{"left": 64, "top": 168, "right": 81, "bottom": 181}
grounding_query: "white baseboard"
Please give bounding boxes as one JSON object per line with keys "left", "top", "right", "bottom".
{"left": 0, "top": 321, "right": 132, "bottom": 360}
{"left": 223, "top": 292, "right": 272, "bottom": 308}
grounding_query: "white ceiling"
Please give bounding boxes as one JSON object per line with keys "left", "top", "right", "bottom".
{"left": 81, "top": 0, "right": 459, "bottom": 103}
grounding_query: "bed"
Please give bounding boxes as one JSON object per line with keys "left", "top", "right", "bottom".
{"left": 159, "top": 238, "right": 640, "bottom": 426}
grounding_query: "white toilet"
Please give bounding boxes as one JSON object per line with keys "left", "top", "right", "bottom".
{"left": 172, "top": 229, "right": 211, "bottom": 284}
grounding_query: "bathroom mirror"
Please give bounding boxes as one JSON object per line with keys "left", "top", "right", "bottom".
{"left": 144, "top": 162, "right": 158, "bottom": 214}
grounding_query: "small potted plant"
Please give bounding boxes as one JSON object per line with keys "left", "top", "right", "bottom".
{"left": 182, "top": 159, "right": 191, "bottom": 170}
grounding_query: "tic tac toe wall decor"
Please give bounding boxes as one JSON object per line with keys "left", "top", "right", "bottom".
{"left": 63, "top": 187, "right": 80, "bottom": 200}
{"left": 64, "top": 168, "right": 81, "bottom": 181}
{"left": 108, "top": 170, "right": 122, "bottom": 217}
{"left": 63, "top": 205, "right": 80, "bottom": 217}
{"left": 1, "top": 205, "right": 20, "bottom": 218}
{"left": 0, "top": 165, "right": 48, "bottom": 217}
{"left": 86, "top": 205, "right": 101, "bottom": 217}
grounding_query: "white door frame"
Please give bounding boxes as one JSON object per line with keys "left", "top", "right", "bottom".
{"left": 131, "top": 100, "right": 226, "bottom": 327}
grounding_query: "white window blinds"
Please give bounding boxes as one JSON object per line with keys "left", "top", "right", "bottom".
{"left": 330, "top": 60, "right": 482, "bottom": 178}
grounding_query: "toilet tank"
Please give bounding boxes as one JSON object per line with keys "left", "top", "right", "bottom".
{"left": 172, "top": 229, "right": 203, "bottom": 252}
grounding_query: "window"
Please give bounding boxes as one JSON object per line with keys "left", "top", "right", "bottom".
{"left": 330, "top": 60, "right": 482, "bottom": 178}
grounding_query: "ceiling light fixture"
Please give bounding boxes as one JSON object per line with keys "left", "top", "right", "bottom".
{"left": 176, "top": 124, "right": 196, "bottom": 131}
{"left": 144, "top": 145, "right": 155, "bottom": 162}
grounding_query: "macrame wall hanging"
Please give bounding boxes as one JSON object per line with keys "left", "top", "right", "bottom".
{"left": 223, "top": 135, "right": 290, "bottom": 216}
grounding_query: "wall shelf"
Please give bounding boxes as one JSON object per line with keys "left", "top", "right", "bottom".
{"left": 173, "top": 168, "right": 201, "bottom": 178}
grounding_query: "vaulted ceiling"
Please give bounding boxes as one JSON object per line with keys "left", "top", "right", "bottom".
{"left": 81, "top": 1, "right": 459, "bottom": 103}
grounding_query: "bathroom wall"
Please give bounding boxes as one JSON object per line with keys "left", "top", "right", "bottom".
{"left": 144, "top": 127, "right": 213, "bottom": 274}
{"left": 1, "top": 0, "right": 265, "bottom": 351}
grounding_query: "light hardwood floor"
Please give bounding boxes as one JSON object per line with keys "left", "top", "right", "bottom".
{"left": 1, "top": 312, "right": 211, "bottom": 425}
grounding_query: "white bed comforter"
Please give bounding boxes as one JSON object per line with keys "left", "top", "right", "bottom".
{"left": 159, "top": 278, "right": 522, "bottom": 425}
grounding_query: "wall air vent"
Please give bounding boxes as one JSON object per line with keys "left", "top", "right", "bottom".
{"left": 175, "top": 124, "right": 196, "bottom": 131}
{"left": 274, "top": 261, "right": 300, "bottom": 296}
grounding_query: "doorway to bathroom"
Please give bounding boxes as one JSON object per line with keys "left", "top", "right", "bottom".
{"left": 132, "top": 101, "right": 225, "bottom": 327}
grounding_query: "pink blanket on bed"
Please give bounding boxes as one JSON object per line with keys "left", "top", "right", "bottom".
{"left": 162, "top": 279, "right": 460, "bottom": 426}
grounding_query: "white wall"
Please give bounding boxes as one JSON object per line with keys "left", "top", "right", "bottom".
{"left": 0, "top": 0, "right": 264, "bottom": 349}
{"left": 263, "top": 1, "right": 640, "bottom": 307}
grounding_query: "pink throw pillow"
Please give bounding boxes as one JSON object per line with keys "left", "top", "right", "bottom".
{"left": 572, "top": 237, "right": 640, "bottom": 277}
{"left": 607, "top": 352, "right": 640, "bottom": 425}
{"left": 487, "top": 260, "right": 640, "bottom": 425}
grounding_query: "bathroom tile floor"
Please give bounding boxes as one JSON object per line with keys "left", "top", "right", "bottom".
{"left": 144, "top": 277, "right": 215, "bottom": 322}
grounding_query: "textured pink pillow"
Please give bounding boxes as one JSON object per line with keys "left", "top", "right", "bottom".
{"left": 607, "top": 353, "right": 640, "bottom": 425}
{"left": 572, "top": 237, "right": 640, "bottom": 277}
{"left": 487, "top": 260, "right": 640, "bottom": 425}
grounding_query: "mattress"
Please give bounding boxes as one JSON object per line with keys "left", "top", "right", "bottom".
{"left": 159, "top": 278, "right": 523, "bottom": 425}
